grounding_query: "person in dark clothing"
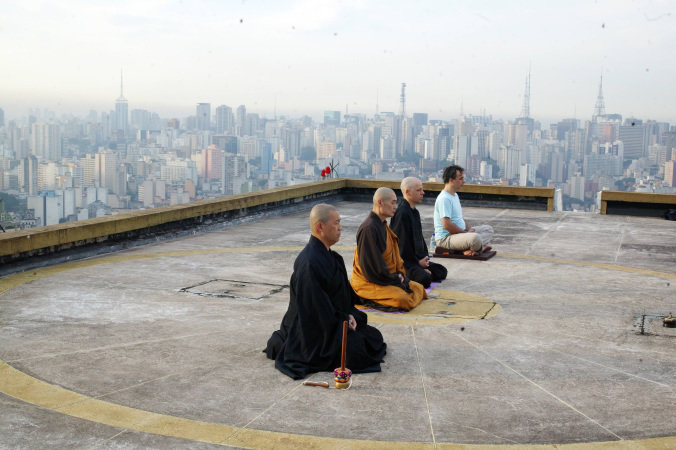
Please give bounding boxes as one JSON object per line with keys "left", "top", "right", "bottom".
{"left": 264, "top": 203, "right": 386, "bottom": 380}
{"left": 390, "top": 177, "right": 448, "bottom": 288}
{"left": 350, "top": 188, "right": 427, "bottom": 310}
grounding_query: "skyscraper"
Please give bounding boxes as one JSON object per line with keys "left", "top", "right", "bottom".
{"left": 323, "top": 111, "right": 340, "bottom": 126}
{"left": 236, "top": 105, "right": 247, "bottom": 136}
{"left": 30, "top": 122, "right": 61, "bottom": 160}
{"left": 618, "top": 123, "right": 645, "bottom": 160}
{"left": 201, "top": 146, "right": 223, "bottom": 181}
{"left": 665, "top": 160, "right": 676, "bottom": 187}
{"left": 115, "top": 71, "right": 128, "bottom": 138}
{"left": 95, "top": 150, "right": 123, "bottom": 194}
{"left": 19, "top": 155, "right": 39, "bottom": 195}
{"left": 80, "top": 155, "right": 96, "bottom": 187}
{"left": 215, "top": 105, "right": 233, "bottom": 134}
{"left": 196, "top": 103, "right": 211, "bottom": 131}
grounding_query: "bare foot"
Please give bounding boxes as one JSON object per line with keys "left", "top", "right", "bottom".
{"left": 463, "top": 249, "right": 477, "bottom": 256}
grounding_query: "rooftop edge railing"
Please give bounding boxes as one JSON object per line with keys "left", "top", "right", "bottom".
{"left": 599, "top": 190, "right": 676, "bottom": 217}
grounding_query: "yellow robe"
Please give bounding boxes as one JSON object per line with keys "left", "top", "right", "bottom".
{"left": 351, "top": 221, "right": 426, "bottom": 310}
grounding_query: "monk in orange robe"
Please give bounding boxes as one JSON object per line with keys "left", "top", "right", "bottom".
{"left": 350, "top": 187, "right": 427, "bottom": 310}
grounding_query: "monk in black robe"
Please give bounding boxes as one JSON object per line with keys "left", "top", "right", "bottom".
{"left": 264, "top": 204, "right": 386, "bottom": 380}
{"left": 390, "top": 177, "right": 448, "bottom": 288}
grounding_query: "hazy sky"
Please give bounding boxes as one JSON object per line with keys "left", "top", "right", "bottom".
{"left": 1, "top": 0, "right": 674, "bottom": 124}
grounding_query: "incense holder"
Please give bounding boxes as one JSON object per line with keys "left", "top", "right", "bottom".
{"left": 333, "top": 367, "right": 352, "bottom": 389}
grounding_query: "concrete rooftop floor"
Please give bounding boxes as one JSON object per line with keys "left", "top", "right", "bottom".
{"left": 1, "top": 201, "right": 675, "bottom": 449}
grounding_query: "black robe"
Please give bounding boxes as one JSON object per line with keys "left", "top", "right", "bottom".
{"left": 390, "top": 198, "right": 448, "bottom": 288}
{"left": 264, "top": 236, "right": 386, "bottom": 380}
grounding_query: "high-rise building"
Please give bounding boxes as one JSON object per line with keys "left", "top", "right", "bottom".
{"left": 115, "top": 71, "right": 129, "bottom": 138}
{"left": 499, "top": 145, "right": 521, "bottom": 180}
{"left": 664, "top": 160, "right": 676, "bottom": 187}
{"left": 223, "top": 154, "right": 247, "bottom": 195}
{"left": 0, "top": 107, "right": 4, "bottom": 127}
{"left": 27, "top": 191, "right": 63, "bottom": 226}
{"left": 196, "top": 103, "right": 211, "bottom": 131}
{"left": 379, "top": 136, "right": 395, "bottom": 160}
{"left": 568, "top": 174, "right": 586, "bottom": 202}
{"left": 584, "top": 141, "right": 623, "bottom": 177}
{"left": 437, "top": 126, "right": 451, "bottom": 161}
{"left": 618, "top": 123, "right": 646, "bottom": 160}
{"left": 30, "top": 122, "right": 61, "bottom": 160}
{"left": 556, "top": 119, "right": 578, "bottom": 141}
{"left": 317, "top": 141, "right": 337, "bottom": 159}
{"left": 130, "top": 109, "right": 151, "bottom": 130}
{"left": 247, "top": 113, "right": 260, "bottom": 136}
{"left": 453, "top": 135, "right": 471, "bottom": 168}
{"left": 95, "top": 150, "right": 123, "bottom": 194}
{"left": 260, "top": 143, "right": 273, "bottom": 176}
{"left": 19, "top": 155, "right": 39, "bottom": 195}
{"left": 519, "top": 163, "right": 536, "bottom": 186}
{"left": 215, "top": 105, "right": 233, "bottom": 134}
{"left": 236, "top": 105, "right": 247, "bottom": 136}
{"left": 324, "top": 111, "right": 340, "bottom": 126}
{"left": 80, "top": 155, "right": 96, "bottom": 187}
{"left": 549, "top": 151, "right": 565, "bottom": 183}
{"left": 412, "top": 113, "right": 428, "bottom": 129}
{"left": 201, "top": 146, "right": 223, "bottom": 181}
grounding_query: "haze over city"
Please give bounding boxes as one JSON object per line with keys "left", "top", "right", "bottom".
{"left": 1, "top": 0, "right": 675, "bottom": 123}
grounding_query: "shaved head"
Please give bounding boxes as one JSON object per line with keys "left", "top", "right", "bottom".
{"left": 373, "top": 187, "right": 396, "bottom": 205}
{"left": 372, "top": 187, "right": 398, "bottom": 219}
{"left": 400, "top": 176, "right": 424, "bottom": 207}
{"left": 310, "top": 203, "right": 337, "bottom": 233}
{"left": 400, "top": 177, "right": 421, "bottom": 193}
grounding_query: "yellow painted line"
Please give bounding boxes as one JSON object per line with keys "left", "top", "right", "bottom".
{"left": 0, "top": 360, "right": 422, "bottom": 448}
{"left": 2, "top": 357, "right": 674, "bottom": 449}
{"left": 1, "top": 246, "right": 676, "bottom": 448}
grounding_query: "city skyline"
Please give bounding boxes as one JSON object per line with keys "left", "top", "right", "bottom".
{"left": 1, "top": 1, "right": 675, "bottom": 124}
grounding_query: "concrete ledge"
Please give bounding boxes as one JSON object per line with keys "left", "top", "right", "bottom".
{"left": 339, "top": 179, "right": 554, "bottom": 211}
{"left": 600, "top": 190, "right": 676, "bottom": 217}
{"left": 0, "top": 180, "right": 346, "bottom": 270}
{"left": 0, "top": 179, "right": 553, "bottom": 271}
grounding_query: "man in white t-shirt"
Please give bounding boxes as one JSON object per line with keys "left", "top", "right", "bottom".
{"left": 433, "top": 165, "right": 493, "bottom": 256}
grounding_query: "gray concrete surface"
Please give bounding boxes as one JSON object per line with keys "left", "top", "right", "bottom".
{"left": 0, "top": 201, "right": 675, "bottom": 449}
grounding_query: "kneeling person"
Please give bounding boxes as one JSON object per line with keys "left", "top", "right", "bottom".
{"left": 264, "top": 204, "right": 386, "bottom": 380}
{"left": 350, "top": 187, "right": 427, "bottom": 310}
{"left": 391, "top": 177, "right": 448, "bottom": 288}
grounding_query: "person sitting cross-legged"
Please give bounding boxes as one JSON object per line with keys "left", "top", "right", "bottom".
{"left": 390, "top": 177, "right": 448, "bottom": 288}
{"left": 350, "top": 187, "right": 427, "bottom": 311}
{"left": 434, "top": 165, "right": 494, "bottom": 256}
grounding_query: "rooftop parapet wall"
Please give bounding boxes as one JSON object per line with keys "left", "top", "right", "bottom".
{"left": 346, "top": 179, "right": 554, "bottom": 210}
{"left": 600, "top": 190, "right": 676, "bottom": 217}
{"left": 0, "top": 180, "right": 553, "bottom": 272}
